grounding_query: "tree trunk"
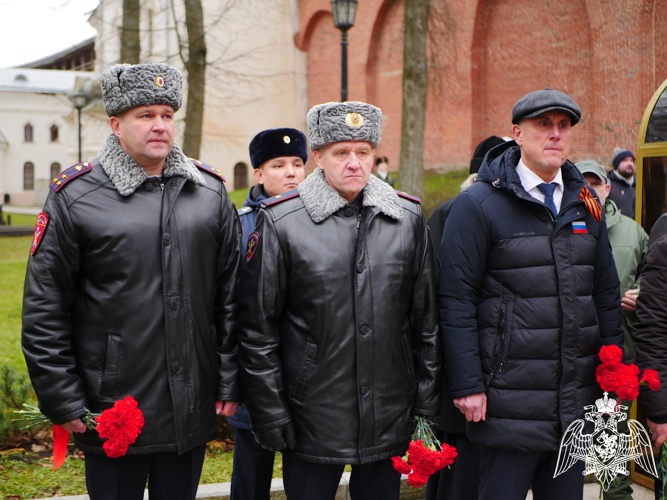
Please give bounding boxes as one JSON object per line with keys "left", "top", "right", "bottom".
{"left": 182, "top": 0, "right": 207, "bottom": 159}
{"left": 121, "top": 0, "right": 141, "bottom": 64}
{"left": 398, "top": 0, "right": 430, "bottom": 199}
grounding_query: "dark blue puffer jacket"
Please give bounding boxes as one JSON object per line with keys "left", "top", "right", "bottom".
{"left": 228, "top": 184, "right": 268, "bottom": 429}
{"left": 438, "top": 142, "right": 624, "bottom": 451}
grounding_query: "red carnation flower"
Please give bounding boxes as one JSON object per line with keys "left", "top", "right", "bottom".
{"left": 599, "top": 345, "right": 623, "bottom": 368}
{"left": 439, "top": 443, "right": 458, "bottom": 468}
{"left": 407, "top": 471, "right": 430, "bottom": 488}
{"left": 95, "top": 396, "right": 145, "bottom": 459}
{"left": 642, "top": 369, "right": 661, "bottom": 391}
{"left": 392, "top": 456, "right": 412, "bottom": 475}
{"left": 596, "top": 364, "right": 618, "bottom": 393}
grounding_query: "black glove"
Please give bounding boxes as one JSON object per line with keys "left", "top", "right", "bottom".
{"left": 255, "top": 422, "right": 297, "bottom": 452}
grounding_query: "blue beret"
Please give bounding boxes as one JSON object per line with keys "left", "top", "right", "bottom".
{"left": 512, "top": 88, "right": 581, "bottom": 126}
{"left": 249, "top": 128, "right": 308, "bottom": 169}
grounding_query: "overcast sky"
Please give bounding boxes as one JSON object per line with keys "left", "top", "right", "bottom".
{"left": 0, "top": 0, "right": 99, "bottom": 69}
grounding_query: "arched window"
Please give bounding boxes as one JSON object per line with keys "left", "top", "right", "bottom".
{"left": 24, "top": 162, "right": 35, "bottom": 191}
{"left": 24, "top": 123, "right": 33, "bottom": 142}
{"left": 234, "top": 162, "right": 248, "bottom": 190}
{"left": 50, "top": 125, "right": 59, "bottom": 142}
{"left": 51, "top": 162, "right": 61, "bottom": 180}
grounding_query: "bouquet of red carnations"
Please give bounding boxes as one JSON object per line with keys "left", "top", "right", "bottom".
{"left": 595, "top": 345, "right": 666, "bottom": 498}
{"left": 15, "top": 395, "right": 144, "bottom": 470}
{"left": 391, "top": 416, "right": 457, "bottom": 487}
{"left": 596, "top": 345, "right": 660, "bottom": 400}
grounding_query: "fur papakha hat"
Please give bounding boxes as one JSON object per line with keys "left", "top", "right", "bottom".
{"left": 307, "top": 101, "right": 382, "bottom": 151}
{"left": 100, "top": 63, "right": 183, "bottom": 117}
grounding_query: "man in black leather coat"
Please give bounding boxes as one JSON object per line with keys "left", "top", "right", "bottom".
{"left": 236, "top": 101, "right": 441, "bottom": 500}
{"left": 21, "top": 63, "right": 242, "bottom": 500}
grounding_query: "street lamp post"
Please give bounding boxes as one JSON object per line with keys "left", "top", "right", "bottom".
{"left": 331, "top": 0, "right": 358, "bottom": 102}
{"left": 72, "top": 92, "right": 87, "bottom": 163}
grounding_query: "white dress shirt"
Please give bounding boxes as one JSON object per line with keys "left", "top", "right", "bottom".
{"left": 515, "top": 159, "right": 564, "bottom": 214}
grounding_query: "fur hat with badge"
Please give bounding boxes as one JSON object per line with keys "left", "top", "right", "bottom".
{"left": 249, "top": 128, "right": 309, "bottom": 169}
{"left": 100, "top": 63, "right": 183, "bottom": 117}
{"left": 307, "top": 101, "right": 383, "bottom": 151}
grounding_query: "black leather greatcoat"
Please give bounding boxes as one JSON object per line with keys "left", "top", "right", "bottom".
{"left": 22, "top": 147, "right": 242, "bottom": 456}
{"left": 236, "top": 169, "right": 441, "bottom": 465}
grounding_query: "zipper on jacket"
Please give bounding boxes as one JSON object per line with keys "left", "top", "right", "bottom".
{"left": 356, "top": 214, "right": 361, "bottom": 229}
{"left": 486, "top": 308, "right": 506, "bottom": 388}
{"left": 160, "top": 181, "right": 164, "bottom": 194}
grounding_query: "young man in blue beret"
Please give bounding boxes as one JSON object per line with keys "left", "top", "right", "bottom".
{"left": 229, "top": 127, "right": 307, "bottom": 500}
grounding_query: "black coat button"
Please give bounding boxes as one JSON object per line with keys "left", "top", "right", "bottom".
{"left": 344, "top": 207, "right": 354, "bottom": 217}
{"left": 171, "top": 362, "right": 180, "bottom": 374}
{"left": 360, "top": 326, "right": 370, "bottom": 335}
{"left": 360, "top": 386, "right": 369, "bottom": 396}
{"left": 144, "top": 183, "right": 154, "bottom": 192}
{"left": 169, "top": 299, "right": 178, "bottom": 310}
{"left": 163, "top": 235, "right": 171, "bottom": 246}
{"left": 356, "top": 264, "right": 364, "bottom": 273}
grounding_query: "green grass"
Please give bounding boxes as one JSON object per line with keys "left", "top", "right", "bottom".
{"left": 0, "top": 236, "right": 31, "bottom": 373}
{"left": 2, "top": 213, "right": 38, "bottom": 226}
{"left": 422, "top": 168, "right": 470, "bottom": 219}
{"left": 228, "top": 188, "right": 248, "bottom": 208}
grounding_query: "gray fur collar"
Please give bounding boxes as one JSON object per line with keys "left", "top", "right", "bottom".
{"left": 97, "top": 133, "right": 206, "bottom": 197}
{"left": 298, "top": 167, "right": 403, "bottom": 223}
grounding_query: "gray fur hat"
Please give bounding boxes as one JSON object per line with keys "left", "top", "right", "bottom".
{"left": 100, "top": 63, "right": 183, "bottom": 117}
{"left": 307, "top": 101, "right": 382, "bottom": 151}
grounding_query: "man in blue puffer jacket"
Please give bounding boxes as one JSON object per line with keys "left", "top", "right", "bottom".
{"left": 438, "top": 89, "right": 624, "bottom": 500}
{"left": 229, "top": 127, "right": 307, "bottom": 500}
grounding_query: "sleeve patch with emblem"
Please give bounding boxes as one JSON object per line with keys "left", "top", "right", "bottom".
{"left": 246, "top": 231, "right": 259, "bottom": 263}
{"left": 30, "top": 212, "right": 49, "bottom": 256}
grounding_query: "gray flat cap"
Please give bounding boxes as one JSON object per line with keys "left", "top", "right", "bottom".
{"left": 100, "top": 63, "right": 183, "bottom": 117}
{"left": 576, "top": 160, "right": 608, "bottom": 183}
{"left": 307, "top": 101, "right": 382, "bottom": 151}
{"left": 512, "top": 88, "right": 581, "bottom": 126}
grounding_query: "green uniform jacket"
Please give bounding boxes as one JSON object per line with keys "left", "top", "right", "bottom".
{"left": 606, "top": 199, "right": 648, "bottom": 363}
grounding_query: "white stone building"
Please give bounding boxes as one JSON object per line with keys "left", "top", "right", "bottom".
{"left": 0, "top": 0, "right": 308, "bottom": 205}
{"left": 0, "top": 68, "right": 103, "bottom": 206}
{"left": 89, "top": 0, "right": 307, "bottom": 189}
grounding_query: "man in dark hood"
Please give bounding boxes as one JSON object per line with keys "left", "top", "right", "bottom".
{"left": 438, "top": 88, "right": 623, "bottom": 500}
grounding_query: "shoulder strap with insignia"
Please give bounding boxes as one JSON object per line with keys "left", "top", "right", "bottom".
{"left": 396, "top": 190, "right": 421, "bottom": 204}
{"left": 263, "top": 189, "right": 300, "bottom": 207}
{"left": 190, "top": 158, "right": 226, "bottom": 182}
{"left": 49, "top": 162, "right": 92, "bottom": 192}
{"left": 237, "top": 206, "right": 253, "bottom": 216}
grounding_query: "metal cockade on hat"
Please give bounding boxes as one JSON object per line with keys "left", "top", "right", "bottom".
{"left": 100, "top": 63, "right": 183, "bottom": 117}
{"left": 307, "top": 101, "right": 383, "bottom": 151}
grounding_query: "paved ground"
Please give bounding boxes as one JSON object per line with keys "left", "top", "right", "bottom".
{"left": 34, "top": 479, "right": 654, "bottom": 500}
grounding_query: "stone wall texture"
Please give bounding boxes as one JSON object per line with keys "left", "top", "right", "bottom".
{"left": 295, "top": 0, "right": 667, "bottom": 171}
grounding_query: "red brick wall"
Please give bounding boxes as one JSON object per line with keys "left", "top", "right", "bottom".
{"left": 297, "top": 0, "right": 667, "bottom": 170}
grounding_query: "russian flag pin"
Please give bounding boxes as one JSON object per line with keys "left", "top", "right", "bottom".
{"left": 572, "top": 221, "right": 588, "bottom": 234}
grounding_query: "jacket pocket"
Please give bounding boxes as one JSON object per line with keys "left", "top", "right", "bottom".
{"left": 100, "top": 335, "right": 122, "bottom": 398}
{"left": 291, "top": 342, "right": 318, "bottom": 401}
{"left": 401, "top": 334, "right": 416, "bottom": 386}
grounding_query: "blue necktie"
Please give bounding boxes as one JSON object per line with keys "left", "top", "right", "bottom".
{"left": 537, "top": 183, "right": 558, "bottom": 218}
